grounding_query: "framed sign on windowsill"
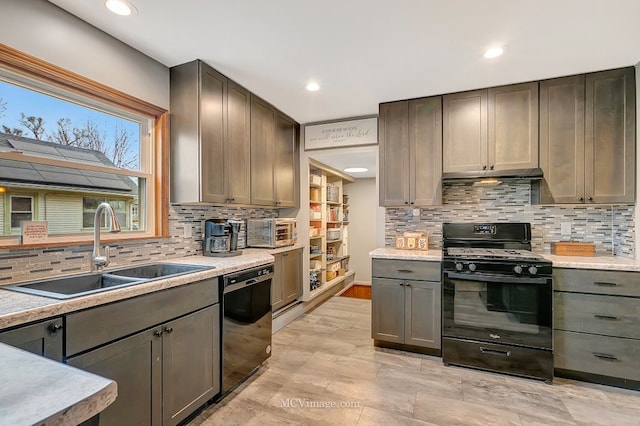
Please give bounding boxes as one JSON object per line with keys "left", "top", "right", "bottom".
{"left": 304, "top": 117, "right": 377, "bottom": 151}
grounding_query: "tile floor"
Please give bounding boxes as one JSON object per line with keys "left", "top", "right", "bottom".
{"left": 190, "top": 297, "right": 640, "bottom": 425}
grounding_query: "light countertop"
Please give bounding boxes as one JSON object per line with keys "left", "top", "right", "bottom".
{"left": 368, "top": 247, "right": 640, "bottom": 271}
{"left": 0, "top": 343, "right": 116, "bottom": 425}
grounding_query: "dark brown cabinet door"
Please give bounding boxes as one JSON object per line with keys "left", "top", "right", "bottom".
{"left": 250, "top": 95, "right": 276, "bottom": 206}
{"left": 410, "top": 97, "right": 442, "bottom": 206}
{"left": 200, "top": 63, "right": 227, "bottom": 203}
{"left": 163, "top": 305, "right": 220, "bottom": 426}
{"left": 226, "top": 81, "right": 251, "bottom": 204}
{"left": 371, "top": 278, "right": 405, "bottom": 343}
{"left": 67, "top": 328, "right": 162, "bottom": 426}
{"left": 282, "top": 248, "right": 303, "bottom": 304}
{"left": 379, "top": 101, "right": 410, "bottom": 206}
{"left": 271, "top": 252, "right": 285, "bottom": 310}
{"left": 274, "top": 113, "right": 297, "bottom": 207}
{"left": 488, "top": 82, "right": 538, "bottom": 171}
{"left": 0, "top": 317, "right": 63, "bottom": 361}
{"left": 443, "top": 89, "right": 487, "bottom": 173}
{"left": 585, "top": 67, "right": 635, "bottom": 204}
{"left": 539, "top": 75, "right": 586, "bottom": 203}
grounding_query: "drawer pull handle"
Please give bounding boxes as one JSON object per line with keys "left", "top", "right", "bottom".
{"left": 593, "top": 352, "right": 619, "bottom": 361}
{"left": 397, "top": 269, "right": 414, "bottom": 273}
{"left": 594, "top": 314, "right": 620, "bottom": 321}
{"left": 593, "top": 282, "right": 618, "bottom": 287}
{"left": 480, "top": 347, "right": 511, "bottom": 357}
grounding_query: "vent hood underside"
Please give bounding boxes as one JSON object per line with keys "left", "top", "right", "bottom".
{"left": 442, "top": 168, "right": 543, "bottom": 183}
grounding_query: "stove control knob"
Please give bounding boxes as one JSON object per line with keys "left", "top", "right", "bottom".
{"left": 513, "top": 265, "right": 523, "bottom": 274}
{"left": 468, "top": 263, "right": 477, "bottom": 272}
{"left": 528, "top": 266, "right": 538, "bottom": 275}
{"left": 455, "top": 262, "right": 463, "bottom": 271}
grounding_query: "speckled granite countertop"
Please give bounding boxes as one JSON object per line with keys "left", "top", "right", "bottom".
{"left": 0, "top": 342, "right": 116, "bottom": 425}
{"left": 368, "top": 247, "right": 640, "bottom": 271}
{"left": 0, "top": 246, "right": 307, "bottom": 330}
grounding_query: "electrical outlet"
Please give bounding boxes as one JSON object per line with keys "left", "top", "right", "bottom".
{"left": 560, "top": 222, "right": 571, "bottom": 237}
{"left": 412, "top": 208, "right": 420, "bottom": 217}
{"left": 183, "top": 225, "right": 192, "bottom": 238}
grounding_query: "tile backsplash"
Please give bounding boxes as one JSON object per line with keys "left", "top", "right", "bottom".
{"left": 0, "top": 205, "right": 278, "bottom": 284}
{"left": 385, "top": 182, "right": 635, "bottom": 257}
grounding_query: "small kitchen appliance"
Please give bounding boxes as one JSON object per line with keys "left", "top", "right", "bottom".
{"left": 246, "top": 218, "right": 296, "bottom": 248}
{"left": 203, "top": 219, "right": 242, "bottom": 257}
{"left": 442, "top": 222, "right": 553, "bottom": 383}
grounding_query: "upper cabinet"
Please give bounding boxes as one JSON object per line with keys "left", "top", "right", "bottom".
{"left": 443, "top": 82, "right": 539, "bottom": 173}
{"left": 537, "top": 67, "right": 635, "bottom": 204}
{"left": 250, "top": 95, "right": 298, "bottom": 207}
{"left": 170, "top": 60, "right": 298, "bottom": 207}
{"left": 379, "top": 96, "right": 442, "bottom": 206}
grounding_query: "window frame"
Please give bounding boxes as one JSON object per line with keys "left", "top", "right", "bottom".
{"left": 9, "top": 194, "right": 34, "bottom": 230}
{"left": 0, "top": 44, "right": 169, "bottom": 248}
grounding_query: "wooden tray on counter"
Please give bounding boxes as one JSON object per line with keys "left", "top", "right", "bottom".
{"left": 550, "top": 242, "right": 596, "bottom": 256}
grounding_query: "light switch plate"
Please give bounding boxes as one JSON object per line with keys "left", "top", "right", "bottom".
{"left": 560, "top": 222, "right": 571, "bottom": 237}
{"left": 183, "top": 225, "right": 192, "bottom": 238}
{"left": 412, "top": 208, "right": 420, "bottom": 217}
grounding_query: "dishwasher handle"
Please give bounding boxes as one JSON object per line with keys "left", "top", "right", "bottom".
{"left": 223, "top": 264, "right": 274, "bottom": 293}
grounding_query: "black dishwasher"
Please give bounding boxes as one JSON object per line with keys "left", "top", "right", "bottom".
{"left": 221, "top": 263, "right": 273, "bottom": 395}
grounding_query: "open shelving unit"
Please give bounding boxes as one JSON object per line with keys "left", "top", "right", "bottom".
{"left": 307, "top": 160, "right": 355, "bottom": 300}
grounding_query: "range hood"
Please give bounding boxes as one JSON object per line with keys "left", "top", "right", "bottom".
{"left": 442, "top": 167, "right": 543, "bottom": 183}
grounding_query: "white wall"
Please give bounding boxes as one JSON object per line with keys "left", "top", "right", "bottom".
{"left": 0, "top": 0, "right": 169, "bottom": 109}
{"left": 344, "top": 178, "right": 378, "bottom": 285}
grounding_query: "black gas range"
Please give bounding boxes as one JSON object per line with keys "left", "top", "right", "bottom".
{"left": 441, "top": 223, "right": 553, "bottom": 383}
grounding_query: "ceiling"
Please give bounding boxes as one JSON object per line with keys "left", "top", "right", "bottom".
{"left": 47, "top": 0, "right": 640, "bottom": 178}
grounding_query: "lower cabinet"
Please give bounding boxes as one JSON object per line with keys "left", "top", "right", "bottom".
{"left": 272, "top": 247, "right": 302, "bottom": 311}
{"left": 0, "top": 317, "right": 63, "bottom": 361}
{"left": 65, "top": 278, "right": 221, "bottom": 426}
{"left": 371, "top": 259, "right": 441, "bottom": 353}
{"left": 553, "top": 267, "right": 640, "bottom": 389}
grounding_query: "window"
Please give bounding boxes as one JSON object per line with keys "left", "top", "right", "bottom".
{"left": 0, "top": 44, "right": 168, "bottom": 247}
{"left": 10, "top": 195, "right": 33, "bottom": 228}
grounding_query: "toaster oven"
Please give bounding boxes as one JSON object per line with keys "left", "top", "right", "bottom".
{"left": 246, "top": 218, "right": 296, "bottom": 248}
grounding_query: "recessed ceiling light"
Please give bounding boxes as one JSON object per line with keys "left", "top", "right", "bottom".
{"left": 105, "top": 0, "right": 137, "bottom": 16}
{"left": 344, "top": 167, "right": 368, "bottom": 173}
{"left": 484, "top": 47, "right": 504, "bottom": 59}
{"left": 306, "top": 82, "right": 320, "bottom": 92}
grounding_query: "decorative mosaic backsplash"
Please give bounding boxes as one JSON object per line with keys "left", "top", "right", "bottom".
{"left": 0, "top": 205, "right": 278, "bottom": 284}
{"left": 385, "top": 182, "right": 635, "bottom": 258}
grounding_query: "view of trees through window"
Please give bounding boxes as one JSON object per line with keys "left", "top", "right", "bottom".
{"left": 0, "top": 76, "right": 147, "bottom": 239}
{"left": 0, "top": 80, "right": 140, "bottom": 170}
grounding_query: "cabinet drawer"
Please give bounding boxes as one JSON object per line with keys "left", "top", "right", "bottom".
{"left": 66, "top": 278, "right": 218, "bottom": 357}
{"left": 554, "top": 330, "right": 640, "bottom": 381}
{"left": 553, "top": 268, "right": 640, "bottom": 297}
{"left": 372, "top": 259, "right": 440, "bottom": 281}
{"left": 555, "top": 292, "right": 640, "bottom": 339}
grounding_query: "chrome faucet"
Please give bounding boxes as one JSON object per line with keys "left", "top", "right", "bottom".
{"left": 92, "top": 202, "right": 121, "bottom": 271}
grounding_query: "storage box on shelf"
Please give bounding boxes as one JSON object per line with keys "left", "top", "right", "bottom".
{"left": 306, "top": 160, "right": 355, "bottom": 300}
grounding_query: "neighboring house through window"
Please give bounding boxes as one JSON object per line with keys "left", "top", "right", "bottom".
{"left": 0, "top": 44, "right": 169, "bottom": 246}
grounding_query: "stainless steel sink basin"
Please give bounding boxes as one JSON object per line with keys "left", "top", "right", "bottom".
{"left": 2, "top": 263, "right": 213, "bottom": 299}
{"left": 106, "top": 263, "right": 211, "bottom": 280}
{"left": 2, "top": 273, "right": 145, "bottom": 299}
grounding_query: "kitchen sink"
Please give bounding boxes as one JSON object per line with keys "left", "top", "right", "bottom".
{"left": 2, "top": 263, "right": 213, "bottom": 300}
{"left": 2, "top": 273, "right": 146, "bottom": 300}
{"left": 106, "top": 263, "right": 210, "bottom": 280}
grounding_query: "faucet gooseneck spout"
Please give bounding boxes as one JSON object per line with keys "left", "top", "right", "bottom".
{"left": 92, "top": 202, "right": 122, "bottom": 271}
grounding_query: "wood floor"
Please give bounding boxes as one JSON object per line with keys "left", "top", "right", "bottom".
{"left": 190, "top": 297, "right": 640, "bottom": 425}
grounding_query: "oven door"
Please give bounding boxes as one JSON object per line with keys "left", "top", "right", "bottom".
{"left": 443, "top": 271, "right": 552, "bottom": 349}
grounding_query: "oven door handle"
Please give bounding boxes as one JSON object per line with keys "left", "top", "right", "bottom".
{"left": 445, "top": 272, "right": 549, "bottom": 285}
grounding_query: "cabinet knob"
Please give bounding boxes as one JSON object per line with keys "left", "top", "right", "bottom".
{"left": 410, "top": 202, "right": 415, "bottom": 205}
{"left": 483, "top": 165, "right": 487, "bottom": 170}
{"left": 154, "top": 330, "right": 163, "bottom": 338}
{"left": 48, "top": 323, "right": 63, "bottom": 334}
{"left": 164, "top": 327, "right": 173, "bottom": 334}
{"left": 490, "top": 165, "right": 494, "bottom": 170}
{"left": 404, "top": 201, "right": 409, "bottom": 205}
{"left": 588, "top": 197, "right": 593, "bottom": 202}
{"left": 578, "top": 197, "right": 584, "bottom": 202}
